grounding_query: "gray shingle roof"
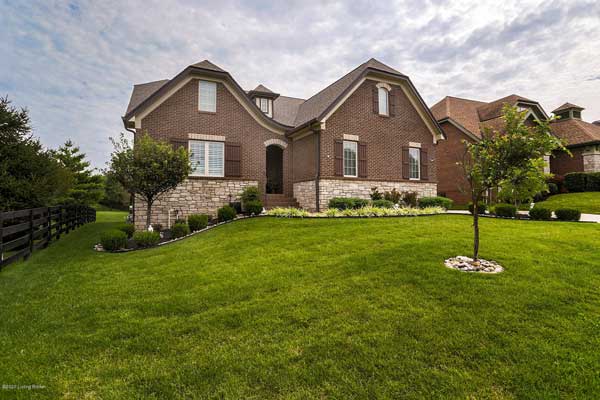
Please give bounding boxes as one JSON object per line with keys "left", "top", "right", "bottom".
{"left": 272, "top": 96, "right": 305, "bottom": 126}
{"left": 125, "top": 79, "right": 169, "bottom": 115}
{"left": 552, "top": 102, "right": 584, "bottom": 113}
{"left": 191, "top": 60, "right": 225, "bottom": 72}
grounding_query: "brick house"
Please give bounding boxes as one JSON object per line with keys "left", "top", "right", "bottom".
{"left": 548, "top": 103, "right": 600, "bottom": 175}
{"left": 431, "top": 95, "right": 600, "bottom": 204}
{"left": 123, "top": 59, "right": 445, "bottom": 228}
{"left": 430, "top": 94, "right": 549, "bottom": 204}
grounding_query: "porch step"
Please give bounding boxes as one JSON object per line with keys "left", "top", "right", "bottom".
{"left": 264, "top": 194, "right": 299, "bottom": 209}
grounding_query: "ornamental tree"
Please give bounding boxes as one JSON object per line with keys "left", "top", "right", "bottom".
{"left": 462, "top": 105, "right": 565, "bottom": 261}
{"left": 108, "top": 133, "right": 190, "bottom": 228}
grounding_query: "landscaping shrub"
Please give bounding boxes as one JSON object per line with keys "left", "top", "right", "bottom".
{"left": 529, "top": 206, "right": 552, "bottom": 220}
{"left": 372, "top": 199, "right": 394, "bottom": 208}
{"left": 187, "top": 214, "right": 209, "bottom": 231}
{"left": 547, "top": 182, "right": 559, "bottom": 195}
{"left": 468, "top": 202, "right": 487, "bottom": 214}
{"left": 241, "top": 186, "right": 261, "bottom": 203}
{"left": 328, "top": 197, "right": 368, "bottom": 210}
{"left": 493, "top": 203, "right": 517, "bottom": 218}
{"left": 586, "top": 172, "right": 600, "bottom": 191}
{"left": 218, "top": 205, "right": 237, "bottom": 222}
{"left": 116, "top": 223, "right": 135, "bottom": 238}
{"left": 133, "top": 231, "right": 160, "bottom": 248}
{"left": 402, "top": 191, "right": 418, "bottom": 207}
{"left": 266, "top": 207, "right": 310, "bottom": 217}
{"left": 564, "top": 172, "right": 587, "bottom": 192}
{"left": 384, "top": 189, "right": 402, "bottom": 204}
{"left": 370, "top": 187, "right": 383, "bottom": 200}
{"left": 171, "top": 222, "right": 190, "bottom": 238}
{"left": 100, "top": 229, "right": 128, "bottom": 251}
{"left": 245, "top": 200, "right": 263, "bottom": 215}
{"left": 418, "top": 196, "right": 453, "bottom": 209}
{"left": 151, "top": 223, "right": 163, "bottom": 232}
{"left": 229, "top": 201, "right": 242, "bottom": 214}
{"left": 555, "top": 208, "right": 581, "bottom": 221}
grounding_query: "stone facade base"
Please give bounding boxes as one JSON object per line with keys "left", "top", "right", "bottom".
{"left": 293, "top": 180, "right": 317, "bottom": 211}
{"left": 134, "top": 179, "right": 257, "bottom": 230}
{"left": 317, "top": 179, "right": 437, "bottom": 210}
{"left": 583, "top": 146, "right": 600, "bottom": 172}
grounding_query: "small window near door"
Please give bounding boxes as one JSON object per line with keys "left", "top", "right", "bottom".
{"left": 343, "top": 141, "right": 357, "bottom": 177}
{"left": 409, "top": 147, "right": 420, "bottom": 180}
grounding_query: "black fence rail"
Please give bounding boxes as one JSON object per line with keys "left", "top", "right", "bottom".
{"left": 0, "top": 205, "right": 96, "bottom": 269}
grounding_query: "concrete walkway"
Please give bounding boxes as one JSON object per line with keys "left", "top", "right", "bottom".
{"left": 446, "top": 209, "right": 600, "bottom": 223}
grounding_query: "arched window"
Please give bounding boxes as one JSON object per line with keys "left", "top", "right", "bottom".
{"left": 378, "top": 87, "right": 388, "bottom": 116}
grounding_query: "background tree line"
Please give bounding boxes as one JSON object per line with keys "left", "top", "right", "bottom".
{"left": 0, "top": 96, "right": 129, "bottom": 211}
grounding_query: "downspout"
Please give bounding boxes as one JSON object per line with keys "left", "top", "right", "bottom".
{"left": 314, "top": 129, "right": 321, "bottom": 212}
{"left": 122, "top": 116, "right": 137, "bottom": 224}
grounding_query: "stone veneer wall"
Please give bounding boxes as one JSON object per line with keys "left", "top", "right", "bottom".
{"left": 583, "top": 146, "right": 600, "bottom": 172}
{"left": 293, "top": 180, "right": 317, "bottom": 211}
{"left": 134, "top": 179, "right": 257, "bottom": 230}
{"left": 318, "top": 179, "right": 437, "bottom": 211}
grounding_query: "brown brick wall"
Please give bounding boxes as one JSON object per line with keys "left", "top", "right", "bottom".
{"left": 292, "top": 133, "right": 316, "bottom": 182}
{"left": 551, "top": 148, "right": 584, "bottom": 176}
{"left": 436, "top": 122, "right": 474, "bottom": 204}
{"left": 320, "top": 80, "right": 438, "bottom": 183}
{"left": 139, "top": 78, "right": 291, "bottom": 197}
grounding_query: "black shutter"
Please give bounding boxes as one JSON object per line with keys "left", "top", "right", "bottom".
{"left": 225, "top": 143, "right": 241, "bottom": 177}
{"left": 358, "top": 142, "right": 367, "bottom": 178}
{"left": 372, "top": 86, "right": 379, "bottom": 114}
{"left": 420, "top": 148, "right": 428, "bottom": 180}
{"left": 334, "top": 140, "right": 343, "bottom": 176}
{"left": 402, "top": 147, "right": 410, "bottom": 179}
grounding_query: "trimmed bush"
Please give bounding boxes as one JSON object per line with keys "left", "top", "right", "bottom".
{"left": 402, "top": 191, "right": 418, "bottom": 207}
{"left": 218, "top": 205, "right": 237, "bottom": 222}
{"left": 241, "top": 186, "right": 261, "bottom": 203}
{"left": 555, "top": 208, "right": 581, "bottom": 221}
{"left": 133, "top": 231, "right": 160, "bottom": 248}
{"left": 547, "top": 182, "right": 559, "bottom": 195}
{"left": 100, "top": 229, "right": 128, "bottom": 251}
{"left": 328, "top": 197, "right": 368, "bottom": 210}
{"left": 529, "top": 206, "right": 552, "bottom": 220}
{"left": 372, "top": 199, "right": 394, "bottom": 208}
{"left": 418, "top": 196, "right": 453, "bottom": 209}
{"left": 493, "top": 203, "right": 517, "bottom": 218}
{"left": 171, "top": 222, "right": 190, "bottom": 238}
{"left": 370, "top": 187, "right": 383, "bottom": 201}
{"left": 152, "top": 223, "right": 163, "bottom": 232}
{"left": 245, "top": 200, "right": 263, "bottom": 216}
{"left": 229, "top": 201, "right": 242, "bottom": 214}
{"left": 188, "top": 214, "right": 209, "bottom": 231}
{"left": 116, "top": 223, "right": 135, "bottom": 238}
{"left": 468, "top": 202, "right": 487, "bottom": 214}
{"left": 586, "top": 172, "right": 600, "bottom": 191}
{"left": 564, "top": 172, "right": 587, "bottom": 192}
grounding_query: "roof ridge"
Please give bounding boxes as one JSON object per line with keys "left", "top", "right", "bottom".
{"left": 133, "top": 79, "right": 169, "bottom": 87}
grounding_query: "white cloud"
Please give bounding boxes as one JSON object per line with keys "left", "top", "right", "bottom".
{"left": 1, "top": 0, "right": 599, "bottom": 168}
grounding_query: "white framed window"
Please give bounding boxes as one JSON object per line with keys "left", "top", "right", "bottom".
{"left": 198, "top": 80, "right": 216, "bottom": 112}
{"left": 189, "top": 140, "right": 224, "bottom": 177}
{"left": 259, "top": 98, "right": 269, "bottom": 113}
{"left": 409, "top": 147, "right": 420, "bottom": 180}
{"left": 378, "top": 87, "right": 388, "bottom": 116}
{"left": 343, "top": 140, "right": 357, "bottom": 177}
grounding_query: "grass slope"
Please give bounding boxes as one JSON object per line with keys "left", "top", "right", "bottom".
{"left": 1, "top": 212, "right": 599, "bottom": 399}
{"left": 536, "top": 192, "right": 600, "bottom": 214}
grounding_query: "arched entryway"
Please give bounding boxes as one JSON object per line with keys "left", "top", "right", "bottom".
{"left": 266, "top": 145, "right": 284, "bottom": 194}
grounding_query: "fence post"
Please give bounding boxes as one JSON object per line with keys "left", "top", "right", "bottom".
{"left": 26, "top": 209, "right": 34, "bottom": 260}
{"left": 44, "top": 208, "right": 50, "bottom": 248}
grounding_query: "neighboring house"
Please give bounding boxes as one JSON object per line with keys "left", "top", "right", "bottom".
{"left": 548, "top": 103, "right": 600, "bottom": 175}
{"left": 123, "top": 59, "right": 444, "bottom": 228}
{"left": 430, "top": 94, "right": 549, "bottom": 204}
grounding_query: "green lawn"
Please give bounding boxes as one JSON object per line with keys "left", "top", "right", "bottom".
{"left": 536, "top": 192, "right": 600, "bottom": 214}
{"left": 1, "top": 212, "right": 599, "bottom": 399}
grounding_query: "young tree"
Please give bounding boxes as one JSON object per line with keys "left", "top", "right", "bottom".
{"left": 0, "top": 96, "right": 72, "bottom": 210}
{"left": 108, "top": 133, "right": 190, "bottom": 228}
{"left": 52, "top": 140, "right": 104, "bottom": 206}
{"left": 498, "top": 161, "right": 549, "bottom": 208}
{"left": 462, "top": 105, "right": 564, "bottom": 261}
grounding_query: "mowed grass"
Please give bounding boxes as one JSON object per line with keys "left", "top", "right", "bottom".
{"left": 1, "top": 212, "right": 599, "bottom": 399}
{"left": 536, "top": 192, "right": 600, "bottom": 214}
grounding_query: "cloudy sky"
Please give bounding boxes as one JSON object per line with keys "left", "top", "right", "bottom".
{"left": 2, "top": 0, "right": 600, "bottom": 168}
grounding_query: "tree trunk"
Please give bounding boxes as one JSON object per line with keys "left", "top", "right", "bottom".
{"left": 146, "top": 199, "right": 153, "bottom": 229}
{"left": 473, "top": 207, "right": 480, "bottom": 261}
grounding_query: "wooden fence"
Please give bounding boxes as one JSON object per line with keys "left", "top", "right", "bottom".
{"left": 0, "top": 205, "right": 96, "bottom": 269}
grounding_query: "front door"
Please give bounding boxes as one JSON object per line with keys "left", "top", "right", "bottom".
{"left": 266, "top": 145, "right": 283, "bottom": 194}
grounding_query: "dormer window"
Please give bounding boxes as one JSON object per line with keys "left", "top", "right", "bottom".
{"left": 255, "top": 97, "right": 273, "bottom": 118}
{"left": 552, "top": 103, "right": 584, "bottom": 121}
{"left": 378, "top": 87, "right": 389, "bottom": 116}
{"left": 248, "top": 84, "right": 279, "bottom": 119}
{"left": 259, "top": 98, "right": 269, "bottom": 114}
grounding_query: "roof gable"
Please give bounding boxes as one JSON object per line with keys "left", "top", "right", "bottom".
{"left": 552, "top": 102, "right": 584, "bottom": 113}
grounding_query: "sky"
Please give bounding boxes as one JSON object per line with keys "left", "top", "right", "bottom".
{"left": 2, "top": 0, "right": 600, "bottom": 169}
